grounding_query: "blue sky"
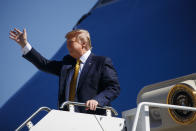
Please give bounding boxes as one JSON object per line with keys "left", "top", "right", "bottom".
{"left": 0, "top": 0, "right": 97, "bottom": 107}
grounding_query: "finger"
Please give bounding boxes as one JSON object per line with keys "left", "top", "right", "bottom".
{"left": 90, "top": 102, "right": 95, "bottom": 110}
{"left": 86, "top": 101, "right": 89, "bottom": 106}
{"left": 94, "top": 102, "right": 98, "bottom": 110}
{"left": 14, "top": 28, "right": 22, "bottom": 34}
{"left": 9, "top": 36, "right": 17, "bottom": 41}
{"left": 10, "top": 30, "right": 18, "bottom": 35}
{"left": 90, "top": 102, "right": 94, "bottom": 110}
{"left": 94, "top": 104, "right": 97, "bottom": 111}
{"left": 85, "top": 101, "right": 90, "bottom": 110}
{"left": 9, "top": 32, "right": 17, "bottom": 38}
{"left": 23, "top": 28, "right": 27, "bottom": 38}
{"left": 92, "top": 104, "right": 96, "bottom": 111}
{"left": 86, "top": 101, "right": 90, "bottom": 108}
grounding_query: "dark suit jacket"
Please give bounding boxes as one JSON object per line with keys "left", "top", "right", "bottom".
{"left": 23, "top": 48, "right": 120, "bottom": 115}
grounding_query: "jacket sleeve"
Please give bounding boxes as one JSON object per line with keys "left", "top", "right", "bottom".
{"left": 23, "top": 48, "right": 63, "bottom": 76}
{"left": 93, "top": 57, "right": 120, "bottom": 106}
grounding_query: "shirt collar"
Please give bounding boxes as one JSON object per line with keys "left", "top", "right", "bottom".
{"left": 79, "top": 49, "right": 91, "bottom": 64}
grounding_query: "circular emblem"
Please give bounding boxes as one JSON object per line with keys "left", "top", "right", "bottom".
{"left": 167, "top": 83, "right": 196, "bottom": 125}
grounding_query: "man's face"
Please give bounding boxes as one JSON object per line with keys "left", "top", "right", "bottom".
{"left": 66, "top": 36, "right": 83, "bottom": 59}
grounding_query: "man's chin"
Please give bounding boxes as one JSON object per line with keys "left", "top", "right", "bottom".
{"left": 70, "top": 53, "right": 77, "bottom": 59}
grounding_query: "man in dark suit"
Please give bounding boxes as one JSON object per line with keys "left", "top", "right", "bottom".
{"left": 9, "top": 28, "right": 120, "bottom": 115}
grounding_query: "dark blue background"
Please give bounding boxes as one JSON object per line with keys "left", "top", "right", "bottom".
{"left": 78, "top": 0, "right": 196, "bottom": 112}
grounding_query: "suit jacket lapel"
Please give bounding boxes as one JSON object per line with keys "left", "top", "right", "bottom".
{"left": 77, "top": 53, "right": 94, "bottom": 92}
{"left": 60, "top": 56, "right": 76, "bottom": 82}
{"left": 59, "top": 65, "right": 74, "bottom": 94}
{"left": 59, "top": 57, "right": 76, "bottom": 106}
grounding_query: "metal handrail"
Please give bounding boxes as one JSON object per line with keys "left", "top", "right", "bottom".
{"left": 15, "top": 107, "right": 51, "bottom": 131}
{"left": 60, "top": 101, "right": 118, "bottom": 116}
{"left": 132, "top": 102, "right": 196, "bottom": 131}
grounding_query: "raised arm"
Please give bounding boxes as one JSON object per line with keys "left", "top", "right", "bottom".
{"left": 9, "top": 28, "right": 63, "bottom": 76}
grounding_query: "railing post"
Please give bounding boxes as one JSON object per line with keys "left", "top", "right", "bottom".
{"left": 68, "top": 104, "right": 75, "bottom": 112}
{"left": 135, "top": 105, "right": 150, "bottom": 131}
{"left": 26, "top": 121, "right": 34, "bottom": 129}
{"left": 106, "top": 109, "right": 112, "bottom": 117}
{"left": 143, "top": 105, "right": 150, "bottom": 131}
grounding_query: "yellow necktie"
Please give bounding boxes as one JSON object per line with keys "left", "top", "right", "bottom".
{"left": 69, "top": 59, "right": 80, "bottom": 101}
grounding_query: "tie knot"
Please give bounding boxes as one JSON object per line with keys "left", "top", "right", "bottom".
{"left": 76, "top": 59, "right": 81, "bottom": 66}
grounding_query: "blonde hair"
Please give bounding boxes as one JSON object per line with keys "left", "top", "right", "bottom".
{"left": 66, "top": 29, "right": 92, "bottom": 50}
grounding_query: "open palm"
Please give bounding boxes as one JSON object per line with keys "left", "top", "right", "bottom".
{"left": 9, "top": 28, "right": 28, "bottom": 48}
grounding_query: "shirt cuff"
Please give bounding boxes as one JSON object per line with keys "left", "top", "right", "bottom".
{"left": 22, "top": 42, "right": 32, "bottom": 55}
